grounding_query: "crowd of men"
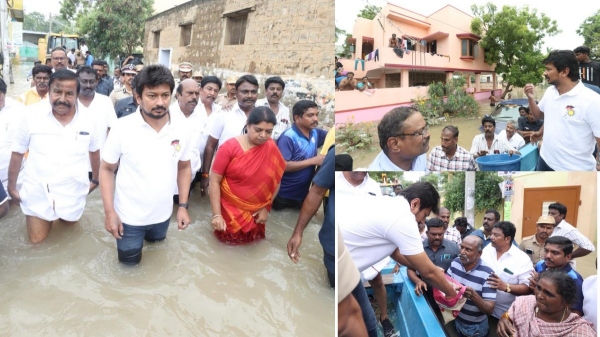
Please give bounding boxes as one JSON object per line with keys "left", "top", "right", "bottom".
{"left": 0, "top": 46, "right": 335, "bottom": 278}
{"left": 336, "top": 175, "right": 597, "bottom": 337}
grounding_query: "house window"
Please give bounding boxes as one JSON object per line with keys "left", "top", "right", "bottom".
{"left": 227, "top": 14, "right": 247, "bottom": 45}
{"left": 461, "top": 39, "right": 476, "bottom": 57}
{"left": 153, "top": 31, "right": 160, "bottom": 48}
{"left": 180, "top": 24, "right": 192, "bottom": 47}
{"left": 427, "top": 40, "right": 437, "bottom": 54}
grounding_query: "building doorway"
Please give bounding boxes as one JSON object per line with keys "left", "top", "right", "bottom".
{"left": 158, "top": 48, "right": 172, "bottom": 69}
{"left": 522, "top": 186, "right": 581, "bottom": 238}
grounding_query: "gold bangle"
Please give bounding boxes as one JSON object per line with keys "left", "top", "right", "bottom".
{"left": 501, "top": 311, "right": 512, "bottom": 323}
{"left": 212, "top": 214, "right": 222, "bottom": 219}
{"left": 202, "top": 173, "right": 210, "bottom": 178}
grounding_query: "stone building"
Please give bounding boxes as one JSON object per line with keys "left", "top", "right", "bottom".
{"left": 143, "top": 0, "right": 335, "bottom": 125}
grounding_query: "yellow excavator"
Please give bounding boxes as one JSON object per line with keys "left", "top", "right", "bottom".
{"left": 38, "top": 33, "right": 82, "bottom": 63}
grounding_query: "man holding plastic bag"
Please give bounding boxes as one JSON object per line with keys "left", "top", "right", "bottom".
{"left": 446, "top": 235, "right": 497, "bottom": 336}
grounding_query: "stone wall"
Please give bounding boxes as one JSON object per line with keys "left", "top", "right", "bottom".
{"left": 143, "top": 0, "right": 335, "bottom": 125}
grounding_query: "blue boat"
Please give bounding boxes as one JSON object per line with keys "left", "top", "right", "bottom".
{"left": 366, "top": 263, "right": 448, "bottom": 337}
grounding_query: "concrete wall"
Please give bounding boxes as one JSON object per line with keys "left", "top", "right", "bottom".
{"left": 510, "top": 172, "right": 597, "bottom": 242}
{"left": 144, "top": 0, "right": 335, "bottom": 125}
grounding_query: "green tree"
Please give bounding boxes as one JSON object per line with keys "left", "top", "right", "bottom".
{"left": 442, "top": 172, "right": 503, "bottom": 214}
{"left": 576, "top": 10, "right": 600, "bottom": 58}
{"left": 24, "top": 11, "right": 50, "bottom": 32}
{"left": 471, "top": 3, "right": 560, "bottom": 98}
{"left": 335, "top": 26, "right": 346, "bottom": 43}
{"left": 60, "top": 0, "right": 153, "bottom": 58}
{"left": 420, "top": 173, "right": 440, "bottom": 190}
{"left": 337, "top": 33, "right": 353, "bottom": 58}
{"left": 357, "top": 5, "right": 381, "bottom": 20}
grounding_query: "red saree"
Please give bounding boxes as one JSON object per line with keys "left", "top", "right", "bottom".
{"left": 212, "top": 138, "right": 285, "bottom": 244}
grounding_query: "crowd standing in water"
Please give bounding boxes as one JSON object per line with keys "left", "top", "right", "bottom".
{"left": 0, "top": 45, "right": 333, "bottom": 285}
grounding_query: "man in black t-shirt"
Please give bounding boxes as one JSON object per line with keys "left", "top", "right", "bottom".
{"left": 574, "top": 46, "right": 600, "bottom": 92}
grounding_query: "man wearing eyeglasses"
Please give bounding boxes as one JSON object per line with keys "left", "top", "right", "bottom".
{"left": 368, "top": 107, "right": 430, "bottom": 171}
{"left": 50, "top": 47, "right": 70, "bottom": 72}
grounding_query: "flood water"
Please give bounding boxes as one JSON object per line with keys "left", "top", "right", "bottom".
{"left": 0, "top": 62, "right": 334, "bottom": 336}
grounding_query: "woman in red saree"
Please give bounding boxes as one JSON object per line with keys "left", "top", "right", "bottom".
{"left": 209, "top": 107, "right": 285, "bottom": 244}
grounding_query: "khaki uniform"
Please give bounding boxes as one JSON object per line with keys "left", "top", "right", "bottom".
{"left": 215, "top": 93, "right": 237, "bottom": 110}
{"left": 519, "top": 234, "right": 545, "bottom": 266}
{"left": 110, "top": 87, "right": 133, "bottom": 106}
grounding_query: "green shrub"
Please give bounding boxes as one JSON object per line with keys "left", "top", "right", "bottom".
{"left": 335, "top": 116, "right": 375, "bottom": 153}
{"left": 411, "top": 76, "right": 480, "bottom": 124}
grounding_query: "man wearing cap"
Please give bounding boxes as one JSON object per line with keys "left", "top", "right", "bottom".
{"left": 215, "top": 76, "right": 237, "bottom": 109}
{"left": 192, "top": 71, "right": 203, "bottom": 86}
{"left": 519, "top": 215, "right": 556, "bottom": 266}
{"left": 114, "top": 75, "right": 138, "bottom": 119}
{"left": 109, "top": 64, "right": 137, "bottom": 106}
{"left": 255, "top": 76, "right": 291, "bottom": 140}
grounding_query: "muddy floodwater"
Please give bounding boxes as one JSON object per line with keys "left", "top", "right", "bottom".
{"left": 0, "top": 62, "right": 334, "bottom": 336}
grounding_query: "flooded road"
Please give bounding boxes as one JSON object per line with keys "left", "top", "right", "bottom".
{"left": 0, "top": 62, "right": 334, "bottom": 336}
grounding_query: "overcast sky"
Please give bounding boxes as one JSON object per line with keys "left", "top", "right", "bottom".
{"left": 335, "top": 0, "right": 598, "bottom": 50}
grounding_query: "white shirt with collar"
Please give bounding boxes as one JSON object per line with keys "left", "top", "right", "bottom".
{"left": 169, "top": 101, "right": 204, "bottom": 175}
{"left": 368, "top": 151, "right": 427, "bottom": 171}
{"left": 335, "top": 172, "right": 381, "bottom": 197}
{"left": 481, "top": 244, "right": 534, "bottom": 318}
{"left": 538, "top": 81, "right": 600, "bottom": 171}
{"left": 498, "top": 130, "right": 525, "bottom": 150}
{"left": 470, "top": 133, "right": 515, "bottom": 156}
{"left": 102, "top": 109, "right": 192, "bottom": 225}
{"left": 194, "top": 102, "right": 221, "bottom": 163}
{"left": 78, "top": 93, "right": 117, "bottom": 150}
{"left": 255, "top": 97, "right": 291, "bottom": 140}
{"left": 11, "top": 103, "right": 100, "bottom": 221}
{"left": 551, "top": 219, "right": 595, "bottom": 252}
{"left": 0, "top": 97, "right": 25, "bottom": 191}
{"left": 209, "top": 103, "right": 248, "bottom": 147}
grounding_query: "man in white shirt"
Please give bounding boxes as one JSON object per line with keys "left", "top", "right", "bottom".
{"left": 548, "top": 202, "right": 595, "bottom": 259}
{"left": 481, "top": 221, "right": 534, "bottom": 319}
{"left": 368, "top": 107, "right": 430, "bottom": 171}
{"left": 498, "top": 120, "right": 525, "bottom": 150}
{"left": 196, "top": 76, "right": 222, "bottom": 171}
{"left": 99, "top": 65, "right": 192, "bottom": 265}
{"left": 170, "top": 79, "right": 203, "bottom": 202}
{"left": 0, "top": 79, "right": 25, "bottom": 193}
{"left": 199, "top": 75, "right": 258, "bottom": 196}
{"left": 524, "top": 50, "right": 600, "bottom": 171}
{"left": 255, "top": 76, "right": 291, "bottom": 140}
{"left": 338, "top": 181, "right": 458, "bottom": 304}
{"left": 8, "top": 70, "right": 101, "bottom": 243}
{"left": 471, "top": 116, "right": 517, "bottom": 159}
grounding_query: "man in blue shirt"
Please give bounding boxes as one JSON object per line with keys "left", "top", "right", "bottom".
{"left": 530, "top": 236, "right": 585, "bottom": 316}
{"left": 274, "top": 100, "right": 327, "bottom": 210}
{"left": 287, "top": 145, "right": 334, "bottom": 287}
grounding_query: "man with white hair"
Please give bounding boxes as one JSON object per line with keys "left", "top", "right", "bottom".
{"left": 498, "top": 120, "right": 525, "bottom": 149}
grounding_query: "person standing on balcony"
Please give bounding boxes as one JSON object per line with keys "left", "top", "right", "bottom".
{"left": 368, "top": 107, "right": 429, "bottom": 171}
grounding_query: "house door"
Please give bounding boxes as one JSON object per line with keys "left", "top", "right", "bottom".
{"left": 362, "top": 41, "right": 373, "bottom": 60}
{"left": 158, "top": 48, "right": 172, "bottom": 69}
{"left": 522, "top": 186, "right": 581, "bottom": 238}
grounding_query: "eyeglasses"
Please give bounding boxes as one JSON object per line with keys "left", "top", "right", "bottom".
{"left": 392, "top": 126, "right": 429, "bottom": 138}
{"left": 52, "top": 57, "right": 65, "bottom": 62}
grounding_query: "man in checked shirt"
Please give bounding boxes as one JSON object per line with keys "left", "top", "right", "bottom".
{"left": 427, "top": 125, "right": 476, "bottom": 171}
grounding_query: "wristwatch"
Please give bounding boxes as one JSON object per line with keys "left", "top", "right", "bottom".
{"left": 505, "top": 283, "right": 511, "bottom": 293}
{"left": 178, "top": 203, "right": 189, "bottom": 209}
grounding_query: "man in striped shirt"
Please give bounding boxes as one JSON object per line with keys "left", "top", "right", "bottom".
{"left": 547, "top": 203, "right": 595, "bottom": 260}
{"left": 427, "top": 126, "right": 476, "bottom": 171}
{"left": 447, "top": 235, "right": 496, "bottom": 336}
